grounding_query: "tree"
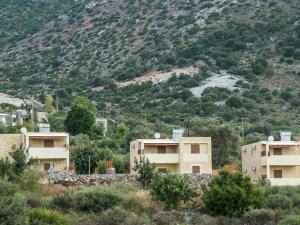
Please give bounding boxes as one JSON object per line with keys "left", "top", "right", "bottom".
{"left": 133, "top": 155, "right": 155, "bottom": 189}
{"left": 9, "top": 144, "right": 35, "bottom": 178}
{"left": 65, "top": 97, "right": 96, "bottom": 135}
{"left": 45, "top": 95, "right": 53, "bottom": 113}
{"left": 48, "top": 111, "right": 66, "bottom": 132}
{"left": 202, "top": 170, "right": 264, "bottom": 217}
{"left": 226, "top": 96, "right": 243, "bottom": 108}
{"left": 150, "top": 173, "right": 194, "bottom": 209}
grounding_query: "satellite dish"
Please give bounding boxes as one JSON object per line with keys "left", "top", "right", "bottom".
{"left": 154, "top": 133, "right": 160, "bottom": 139}
{"left": 20, "top": 127, "right": 27, "bottom": 134}
{"left": 268, "top": 136, "right": 274, "bottom": 142}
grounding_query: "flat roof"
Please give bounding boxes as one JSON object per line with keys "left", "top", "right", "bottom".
{"left": 26, "top": 132, "right": 68, "bottom": 137}
{"left": 137, "top": 139, "right": 179, "bottom": 144}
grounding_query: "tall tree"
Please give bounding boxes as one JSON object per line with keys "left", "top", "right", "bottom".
{"left": 65, "top": 97, "right": 96, "bottom": 135}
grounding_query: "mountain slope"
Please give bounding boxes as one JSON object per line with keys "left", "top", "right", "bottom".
{"left": 0, "top": 0, "right": 299, "bottom": 96}
{"left": 0, "top": 0, "right": 300, "bottom": 141}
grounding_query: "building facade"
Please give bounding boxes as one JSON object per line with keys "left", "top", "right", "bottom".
{"left": 242, "top": 139, "right": 300, "bottom": 186}
{"left": 130, "top": 137, "right": 212, "bottom": 174}
{"left": 0, "top": 132, "right": 69, "bottom": 171}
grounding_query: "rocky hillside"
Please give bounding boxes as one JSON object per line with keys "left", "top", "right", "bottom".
{"left": 0, "top": 0, "right": 300, "bottom": 139}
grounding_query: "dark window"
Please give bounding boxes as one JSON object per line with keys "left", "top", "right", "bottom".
{"left": 273, "top": 148, "right": 282, "bottom": 155}
{"left": 274, "top": 170, "right": 283, "bottom": 178}
{"left": 261, "top": 151, "right": 266, "bottom": 156}
{"left": 138, "top": 149, "right": 141, "bottom": 155}
{"left": 44, "top": 163, "right": 51, "bottom": 171}
{"left": 191, "top": 144, "right": 200, "bottom": 154}
{"left": 44, "top": 140, "right": 54, "bottom": 148}
{"left": 158, "top": 168, "right": 167, "bottom": 173}
{"left": 157, "top": 146, "right": 166, "bottom": 154}
{"left": 192, "top": 166, "right": 200, "bottom": 174}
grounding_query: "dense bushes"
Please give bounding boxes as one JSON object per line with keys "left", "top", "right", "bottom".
{"left": 150, "top": 173, "right": 194, "bottom": 209}
{"left": 278, "top": 216, "right": 300, "bottom": 225}
{"left": 73, "top": 187, "right": 124, "bottom": 213}
{"left": 28, "top": 208, "right": 71, "bottom": 225}
{"left": 203, "top": 171, "right": 264, "bottom": 217}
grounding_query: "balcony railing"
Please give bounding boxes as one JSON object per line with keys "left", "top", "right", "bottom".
{"left": 183, "top": 154, "right": 209, "bottom": 162}
{"left": 28, "top": 147, "right": 68, "bottom": 159}
{"left": 269, "top": 178, "right": 300, "bottom": 186}
{"left": 144, "top": 153, "right": 179, "bottom": 163}
{"left": 261, "top": 155, "right": 300, "bottom": 166}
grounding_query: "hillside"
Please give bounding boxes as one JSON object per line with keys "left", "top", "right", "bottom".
{"left": 0, "top": 0, "right": 300, "bottom": 141}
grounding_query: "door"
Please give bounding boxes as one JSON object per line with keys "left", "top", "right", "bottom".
{"left": 273, "top": 148, "right": 282, "bottom": 155}
{"left": 157, "top": 146, "right": 166, "bottom": 154}
{"left": 192, "top": 166, "right": 200, "bottom": 174}
{"left": 274, "top": 170, "right": 283, "bottom": 178}
{"left": 44, "top": 163, "right": 51, "bottom": 171}
{"left": 44, "top": 140, "right": 54, "bottom": 148}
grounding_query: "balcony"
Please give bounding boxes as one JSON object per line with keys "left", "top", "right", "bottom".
{"left": 144, "top": 153, "right": 179, "bottom": 164}
{"left": 184, "top": 153, "right": 209, "bottom": 162}
{"left": 261, "top": 155, "right": 300, "bottom": 166}
{"left": 28, "top": 147, "right": 68, "bottom": 159}
{"left": 269, "top": 178, "right": 300, "bottom": 186}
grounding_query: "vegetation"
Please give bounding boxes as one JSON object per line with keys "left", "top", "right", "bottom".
{"left": 202, "top": 170, "right": 264, "bottom": 217}
{"left": 150, "top": 172, "right": 194, "bottom": 209}
{"left": 133, "top": 155, "right": 155, "bottom": 189}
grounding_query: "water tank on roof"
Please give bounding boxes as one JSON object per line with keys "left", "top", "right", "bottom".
{"left": 172, "top": 129, "right": 184, "bottom": 139}
{"left": 39, "top": 123, "right": 50, "bottom": 133}
{"left": 280, "top": 131, "right": 291, "bottom": 142}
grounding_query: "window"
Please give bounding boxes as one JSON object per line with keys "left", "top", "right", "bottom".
{"left": 191, "top": 144, "right": 200, "bottom": 154}
{"left": 192, "top": 166, "right": 200, "bottom": 174}
{"left": 273, "top": 148, "right": 282, "bottom": 155}
{"left": 44, "top": 140, "right": 54, "bottom": 148}
{"left": 138, "top": 149, "right": 141, "bottom": 155}
{"left": 157, "top": 146, "right": 166, "bottom": 154}
{"left": 274, "top": 170, "right": 283, "bottom": 178}
{"left": 158, "top": 168, "right": 167, "bottom": 173}
{"left": 261, "top": 151, "right": 266, "bottom": 156}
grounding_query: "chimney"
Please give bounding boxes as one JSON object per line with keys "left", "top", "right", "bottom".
{"left": 280, "top": 131, "right": 291, "bottom": 142}
{"left": 172, "top": 129, "right": 184, "bottom": 139}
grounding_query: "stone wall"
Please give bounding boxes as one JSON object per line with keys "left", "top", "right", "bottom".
{"left": 46, "top": 171, "right": 213, "bottom": 192}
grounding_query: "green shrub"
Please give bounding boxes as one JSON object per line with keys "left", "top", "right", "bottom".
{"left": 242, "top": 209, "right": 276, "bottom": 225}
{"left": 47, "top": 192, "right": 74, "bottom": 212}
{"left": 203, "top": 171, "right": 264, "bottom": 217}
{"left": 225, "top": 96, "right": 243, "bottom": 108}
{"left": 0, "top": 178, "right": 27, "bottom": 225}
{"left": 278, "top": 215, "right": 300, "bottom": 225}
{"left": 73, "top": 187, "right": 123, "bottom": 212}
{"left": 150, "top": 173, "right": 194, "bottom": 209}
{"left": 267, "top": 194, "right": 292, "bottom": 209}
{"left": 28, "top": 208, "right": 70, "bottom": 225}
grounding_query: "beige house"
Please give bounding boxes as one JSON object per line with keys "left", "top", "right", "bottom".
{"left": 242, "top": 135, "right": 300, "bottom": 186}
{"left": 130, "top": 135, "right": 212, "bottom": 174}
{"left": 0, "top": 132, "right": 69, "bottom": 171}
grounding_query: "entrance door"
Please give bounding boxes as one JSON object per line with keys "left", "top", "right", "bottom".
{"left": 274, "top": 170, "right": 283, "bottom": 178}
{"left": 192, "top": 166, "right": 200, "bottom": 174}
{"left": 273, "top": 148, "right": 282, "bottom": 155}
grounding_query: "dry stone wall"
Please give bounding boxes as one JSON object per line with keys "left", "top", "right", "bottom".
{"left": 46, "top": 171, "right": 213, "bottom": 192}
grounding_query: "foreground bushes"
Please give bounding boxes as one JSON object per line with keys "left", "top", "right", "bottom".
{"left": 202, "top": 171, "right": 264, "bottom": 217}
{"left": 28, "top": 208, "right": 70, "bottom": 225}
{"left": 278, "top": 216, "right": 300, "bottom": 225}
{"left": 73, "top": 187, "right": 124, "bottom": 212}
